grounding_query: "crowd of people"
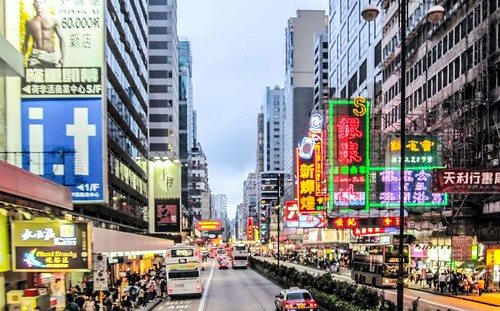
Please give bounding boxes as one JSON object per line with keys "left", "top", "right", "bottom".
{"left": 409, "top": 268, "right": 493, "bottom": 296}
{"left": 62, "top": 266, "right": 167, "bottom": 311}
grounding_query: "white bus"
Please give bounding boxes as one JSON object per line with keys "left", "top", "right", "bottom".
{"left": 165, "top": 245, "right": 203, "bottom": 297}
{"left": 232, "top": 245, "right": 248, "bottom": 269}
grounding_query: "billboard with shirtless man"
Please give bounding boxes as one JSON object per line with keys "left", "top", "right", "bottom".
{"left": 20, "top": 0, "right": 104, "bottom": 97}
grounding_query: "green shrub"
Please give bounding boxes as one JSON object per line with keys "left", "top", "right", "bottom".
{"left": 249, "top": 257, "right": 394, "bottom": 311}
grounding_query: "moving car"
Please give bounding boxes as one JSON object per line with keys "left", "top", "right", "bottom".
{"left": 218, "top": 258, "right": 229, "bottom": 269}
{"left": 275, "top": 287, "right": 318, "bottom": 311}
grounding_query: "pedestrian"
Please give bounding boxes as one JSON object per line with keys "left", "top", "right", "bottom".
{"left": 451, "top": 274, "right": 459, "bottom": 295}
{"left": 121, "top": 291, "right": 132, "bottom": 311}
{"left": 83, "top": 296, "right": 95, "bottom": 311}
{"left": 438, "top": 273, "right": 447, "bottom": 294}
{"left": 478, "top": 277, "right": 485, "bottom": 296}
{"left": 65, "top": 297, "right": 81, "bottom": 311}
{"left": 137, "top": 286, "right": 146, "bottom": 307}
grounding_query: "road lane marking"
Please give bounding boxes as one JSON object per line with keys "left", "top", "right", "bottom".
{"left": 197, "top": 260, "right": 215, "bottom": 311}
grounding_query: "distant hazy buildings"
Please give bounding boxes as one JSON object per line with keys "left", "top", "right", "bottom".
{"left": 148, "top": 0, "right": 179, "bottom": 157}
{"left": 283, "top": 10, "right": 327, "bottom": 201}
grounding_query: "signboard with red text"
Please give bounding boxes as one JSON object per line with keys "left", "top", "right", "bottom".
{"left": 329, "top": 217, "right": 402, "bottom": 229}
{"left": 328, "top": 97, "right": 370, "bottom": 212}
{"left": 196, "top": 220, "right": 222, "bottom": 231}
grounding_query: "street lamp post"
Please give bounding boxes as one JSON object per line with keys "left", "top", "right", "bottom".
{"left": 361, "top": 2, "right": 444, "bottom": 311}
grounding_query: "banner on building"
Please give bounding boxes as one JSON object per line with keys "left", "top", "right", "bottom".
{"left": 432, "top": 168, "right": 500, "bottom": 193}
{"left": 20, "top": 0, "right": 104, "bottom": 97}
{"left": 11, "top": 220, "right": 91, "bottom": 271}
{"left": 21, "top": 98, "right": 105, "bottom": 202}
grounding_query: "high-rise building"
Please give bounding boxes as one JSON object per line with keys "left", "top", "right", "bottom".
{"left": 284, "top": 10, "right": 327, "bottom": 202}
{"left": 243, "top": 172, "right": 258, "bottom": 238}
{"left": 148, "top": 0, "right": 179, "bottom": 157}
{"left": 179, "top": 38, "right": 193, "bottom": 223}
{"left": 256, "top": 111, "right": 264, "bottom": 173}
{"left": 312, "top": 33, "right": 329, "bottom": 110}
{"left": 263, "top": 86, "right": 285, "bottom": 172}
{"left": 187, "top": 143, "right": 209, "bottom": 223}
{"left": 379, "top": 1, "right": 500, "bottom": 247}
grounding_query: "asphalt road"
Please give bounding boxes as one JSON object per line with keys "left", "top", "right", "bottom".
{"left": 153, "top": 258, "right": 498, "bottom": 311}
{"left": 154, "top": 259, "right": 282, "bottom": 311}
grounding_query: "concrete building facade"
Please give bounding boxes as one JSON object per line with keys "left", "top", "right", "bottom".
{"left": 284, "top": 10, "right": 327, "bottom": 202}
{"left": 148, "top": 0, "right": 179, "bottom": 157}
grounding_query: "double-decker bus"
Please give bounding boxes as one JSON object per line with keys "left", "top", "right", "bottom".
{"left": 165, "top": 244, "right": 203, "bottom": 297}
{"left": 231, "top": 245, "right": 249, "bottom": 269}
{"left": 351, "top": 243, "right": 410, "bottom": 287}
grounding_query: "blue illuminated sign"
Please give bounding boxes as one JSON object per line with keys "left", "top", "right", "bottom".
{"left": 21, "top": 98, "right": 104, "bottom": 202}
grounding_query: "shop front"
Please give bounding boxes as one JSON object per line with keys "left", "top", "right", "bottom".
{"left": 410, "top": 244, "right": 429, "bottom": 270}
{"left": 427, "top": 245, "right": 452, "bottom": 272}
{"left": 8, "top": 220, "right": 91, "bottom": 311}
{"left": 0, "top": 161, "right": 73, "bottom": 311}
{"left": 92, "top": 227, "right": 173, "bottom": 286}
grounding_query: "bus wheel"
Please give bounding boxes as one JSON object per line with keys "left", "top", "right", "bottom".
{"left": 361, "top": 276, "right": 366, "bottom": 284}
{"left": 372, "top": 278, "right": 376, "bottom": 287}
{"left": 354, "top": 274, "right": 359, "bottom": 283}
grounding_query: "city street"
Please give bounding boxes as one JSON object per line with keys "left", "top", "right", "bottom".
{"left": 152, "top": 258, "right": 499, "bottom": 311}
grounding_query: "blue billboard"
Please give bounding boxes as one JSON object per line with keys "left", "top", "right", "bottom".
{"left": 21, "top": 98, "right": 104, "bottom": 202}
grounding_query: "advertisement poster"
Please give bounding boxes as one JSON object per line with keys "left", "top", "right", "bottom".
{"left": 21, "top": 98, "right": 104, "bottom": 202}
{"left": 19, "top": 0, "right": 104, "bottom": 97}
{"left": 11, "top": 220, "right": 91, "bottom": 272}
{"left": 154, "top": 198, "right": 181, "bottom": 233}
{"left": 153, "top": 161, "right": 182, "bottom": 198}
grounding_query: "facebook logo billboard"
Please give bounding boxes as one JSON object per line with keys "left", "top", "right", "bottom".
{"left": 21, "top": 98, "right": 105, "bottom": 203}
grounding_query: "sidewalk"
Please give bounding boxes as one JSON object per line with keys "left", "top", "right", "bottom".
{"left": 406, "top": 282, "right": 500, "bottom": 307}
{"left": 263, "top": 257, "right": 500, "bottom": 308}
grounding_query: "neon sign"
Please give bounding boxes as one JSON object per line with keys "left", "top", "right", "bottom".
{"left": 370, "top": 167, "right": 447, "bottom": 208}
{"left": 296, "top": 139, "right": 326, "bottom": 213}
{"left": 328, "top": 97, "right": 370, "bottom": 212}
{"left": 388, "top": 135, "right": 440, "bottom": 167}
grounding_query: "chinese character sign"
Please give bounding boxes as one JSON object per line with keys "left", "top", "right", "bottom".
{"left": 296, "top": 147, "right": 317, "bottom": 213}
{"left": 11, "top": 220, "right": 91, "bottom": 272}
{"left": 387, "top": 135, "right": 440, "bottom": 167}
{"left": 0, "top": 214, "right": 10, "bottom": 272}
{"left": 328, "top": 97, "right": 370, "bottom": 211}
{"left": 433, "top": 169, "right": 500, "bottom": 193}
{"left": 19, "top": 0, "right": 104, "bottom": 97}
{"left": 371, "top": 168, "right": 446, "bottom": 208}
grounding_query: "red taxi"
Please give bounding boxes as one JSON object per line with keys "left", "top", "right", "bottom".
{"left": 274, "top": 287, "right": 318, "bottom": 311}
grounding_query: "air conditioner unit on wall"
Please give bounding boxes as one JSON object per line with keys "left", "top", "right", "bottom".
{"left": 492, "top": 158, "right": 499, "bottom": 166}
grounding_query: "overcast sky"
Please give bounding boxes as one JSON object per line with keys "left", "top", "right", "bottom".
{"left": 177, "top": 0, "right": 329, "bottom": 219}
